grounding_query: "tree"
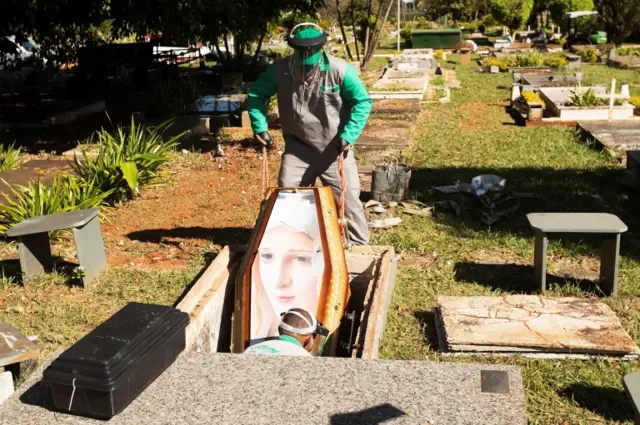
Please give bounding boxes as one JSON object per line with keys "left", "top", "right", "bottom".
{"left": 595, "top": 0, "right": 640, "bottom": 45}
{"left": 546, "top": 0, "right": 594, "bottom": 32}
{"left": 489, "top": 0, "right": 535, "bottom": 34}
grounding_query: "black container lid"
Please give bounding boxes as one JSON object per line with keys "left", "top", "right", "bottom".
{"left": 43, "top": 303, "right": 189, "bottom": 388}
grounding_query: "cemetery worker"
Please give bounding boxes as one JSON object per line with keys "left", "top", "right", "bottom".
{"left": 244, "top": 307, "right": 329, "bottom": 356}
{"left": 247, "top": 22, "right": 373, "bottom": 246}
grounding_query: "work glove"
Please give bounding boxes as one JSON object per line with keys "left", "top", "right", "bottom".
{"left": 338, "top": 138, "right": 351, "bottom": 158}
{"left": 255, "top": 131, "right": 272, "bottom": 150}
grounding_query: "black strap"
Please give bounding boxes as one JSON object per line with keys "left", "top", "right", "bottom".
{"left": 287, "top": 34, "right": 327, "bottom": 50}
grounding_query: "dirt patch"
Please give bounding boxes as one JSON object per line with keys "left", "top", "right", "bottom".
{"left": 101, "top": 142, "right": 281, "bottom": 269}
{"left": 461, "top": 102, "right": 490, "bottom": 131}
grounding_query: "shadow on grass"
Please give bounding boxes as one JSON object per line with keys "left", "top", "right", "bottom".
{"left": 408, "top": 166, "right": 640, "bottom": 258}
{"left": 413, "top": 310, "right": 440, "bottom": 351}
{"left": 126, "top": 226, "right": 252, "bottom": 248}
{"left": 0, "top": 257, "right": 82, "bottom": 287}
{"left": 453, "top": 261, "right": 605, "bottom": 294}
{"left": 559, "top": 384, "right": 634, "bottom": 422}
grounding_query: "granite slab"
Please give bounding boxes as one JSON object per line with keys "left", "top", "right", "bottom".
{"left": 437, "top": 296, "right": 640, "bottom": 356}
{"left": 1, "top": 352, "right": 528, "bottom": 425}
{"left": 0, "top": 324, "right": 39, "bottom": 368}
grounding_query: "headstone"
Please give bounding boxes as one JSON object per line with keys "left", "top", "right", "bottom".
{"left": 0, "top": 371, "right": 14, "bottom": 406}
{"left": 621, "top": 84, "right": 630, "bottom": 99}
{"left": 460, "top": 52, "right": 471, "bottom": 65}
{"left": 608, "top": 47, "right": 617, "bottom": 61}
{"left": 435, "top": 65, "right": 443, "bottom": 75}
{"left": 490, "top": 65, "right": 500, "bottom": 74}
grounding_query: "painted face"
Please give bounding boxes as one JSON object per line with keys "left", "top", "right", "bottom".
{"left": 257, "top": 226, "right": 320, "bottom": 316}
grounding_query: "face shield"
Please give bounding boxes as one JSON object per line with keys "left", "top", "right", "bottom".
{"left": 287, "top": 23, "right": 327, "bottom": 83}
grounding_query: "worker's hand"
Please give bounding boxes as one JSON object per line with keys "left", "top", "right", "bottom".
{"left": 338, "top": 138, "right": 351, "bottom": 158}
{"left": 255, "top": 131, "right": 272, "bottom": 150}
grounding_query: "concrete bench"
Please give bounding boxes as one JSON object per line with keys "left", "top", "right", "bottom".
{"left": 624, "top": 372, "right": 640, "bottom": 425}
{"left": 527, "top": 213, "right": 627, "bottom": 296}
{"left": 5, "top": 208, "right": 107, "bottom": 287}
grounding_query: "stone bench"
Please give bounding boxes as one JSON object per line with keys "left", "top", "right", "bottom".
{"left": 624, "top": 372, "right": 640, "bottom": 425}
{"left": 527, "top": 213, "right": 627, "bottom": 296}
{"left": 5, "top": 208, "right": 107, "bottom": 287}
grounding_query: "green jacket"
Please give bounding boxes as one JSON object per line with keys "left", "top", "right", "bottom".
{"left": 247, "top": 52, "right": 372, "bottom": 151}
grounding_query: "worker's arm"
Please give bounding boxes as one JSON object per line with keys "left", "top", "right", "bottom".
{"left": 339, "top": 64, "right": 373, "bottom": 145}
{"left": 247, "top": 64, "right": 277, "bottom": 134}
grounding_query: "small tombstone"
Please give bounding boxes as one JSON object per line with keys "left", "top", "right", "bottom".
{"left": 621, "top": 84, "right": 630, "bottom": 99}
{"left": 608, "top": 47, "right": 617, "bottom": 61}
{"left": 435, "top": 65, "right": 444, "bottom": 75}
{"left": 490, "top": 65, "right": 500, "bottom": 74}
{"left": 460, "top": 52, "right": 471, "bottom": 65}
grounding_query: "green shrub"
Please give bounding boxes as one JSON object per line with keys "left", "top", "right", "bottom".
{"left": 542, "top": 54, "right": 569, "bottom": 68}
{"left": 486, "top": 57, "right": 508, "bottom": 71}
{"left": 400, "top": 28, "right": 413, "bottom": 42}
{"left": 478, "top": 23, "right": 487, "bottom": 34}
{"left": 507, "top": 50, "right": 543, "bottom": 67}
{"left": 0, "top": 142, "right": 22, "bottom": 172}
{"left": 616, "top": 47, "right": 640, "bottom": 56}
{"left": 434, "top": 49, "right": 444, "bottom": 60}
{"left": 577, "top": 49, "right": 598, "bottom": 63}
{"left": 0, "top": 175, "right": 112, "bottom": 234}
{"left": 566, "top": 87, "right": 622, "bottom": 107}
{"left": 432, "top": 76, "right": 445, "bottom": 86}
{"left": 72, "top": 118, "right": 183, "bottom": 203}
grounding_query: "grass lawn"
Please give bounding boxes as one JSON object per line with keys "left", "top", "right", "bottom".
{"left": 376, "top": 58, "right": 640, "bottom": 424}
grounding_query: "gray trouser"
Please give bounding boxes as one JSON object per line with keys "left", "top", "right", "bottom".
{"left": 278, "top": 138, "right": 370, "bottom": 246}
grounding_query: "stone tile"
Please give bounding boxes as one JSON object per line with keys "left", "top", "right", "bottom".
{"left": 1, "top": 352, "right": 528, "bottom": 425}
{"left": 437, "top": 295, "right": 640, "bottom": 355}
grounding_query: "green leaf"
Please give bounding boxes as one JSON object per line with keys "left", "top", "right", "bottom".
{"left": 119, "top": 161, "right": 139, "bottom": 193}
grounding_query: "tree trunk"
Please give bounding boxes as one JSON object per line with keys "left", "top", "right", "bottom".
{"left": 363, "top": 0, "right": 374, "bottom": 60}
{"left": 363, "top": 0, "right": 385, "bottom": 60}
{"left": 223, "top": 34, "right": 233, "bottom": 70}
{"left": 336, "top": 0, "right": 354, "bottom": 60}
{"left": 350, "top": 0, "right": 361, "bottom": 62}
{"left": 362, "top": 0, "right": 394, "bottom": 69}
{"left": 252, "top": 32, "right": 266, "bottom": 66}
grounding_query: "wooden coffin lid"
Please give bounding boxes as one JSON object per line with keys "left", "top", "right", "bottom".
{"left": 232, "top": 187, "right": 349, "bottom": 354}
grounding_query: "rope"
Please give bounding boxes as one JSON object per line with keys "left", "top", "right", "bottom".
{"left": 256, "top": 135, "right": 269, "bottom": 199}
{"left": 261, "top": 146, "right": 269, "bottom": 199}
{"left": 337, "top": 153, "right": 348, "bottom": 245}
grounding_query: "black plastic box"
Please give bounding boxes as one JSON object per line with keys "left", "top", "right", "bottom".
{"left": 43, "top": 302, "right": 189, "bottom": 419}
